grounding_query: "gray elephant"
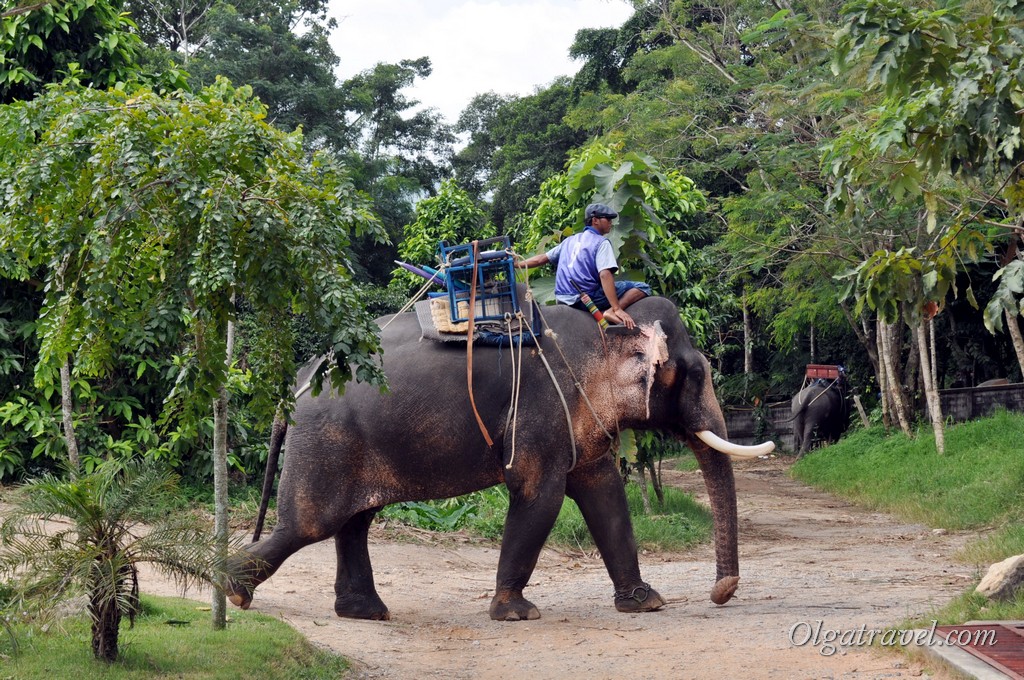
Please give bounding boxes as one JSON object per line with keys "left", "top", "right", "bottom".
{"left": 790, "top": 370, "right": 850, "bottom": 458}
{"left": 226, "top": 297, "right": 774, "bottom": 621}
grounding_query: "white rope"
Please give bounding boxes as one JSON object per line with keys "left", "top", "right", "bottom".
{"left": 519, "top": 311, "right": 578, "bottom": 472}
{"left": 504, "top": 313, "right": 526, "bottom": 470}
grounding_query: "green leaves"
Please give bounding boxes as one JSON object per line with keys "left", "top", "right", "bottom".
{"left": 0, "top": 0, "right": 143, "bottom": 103}
{"left": 0, "top": 78, "right": 385, "bottom": 460}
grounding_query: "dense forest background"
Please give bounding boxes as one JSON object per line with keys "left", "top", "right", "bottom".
{"left": 2, "top": 0, "right": 1024, "bottom": 482}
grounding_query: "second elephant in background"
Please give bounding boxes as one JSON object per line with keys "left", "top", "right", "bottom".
{"left": 791, "top": 370, "right": 850, "bottom": 458}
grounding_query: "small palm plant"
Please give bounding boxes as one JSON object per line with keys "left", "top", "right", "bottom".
{"left": 0, "top": 460, "right": 225, "bottom": 662}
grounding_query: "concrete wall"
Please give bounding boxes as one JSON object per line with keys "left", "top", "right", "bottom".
{"left": 936, "top": 383, "right": 1024, "bottom": 422}
{"left": 723, "top": 402, "right": 795, "bottom": 452}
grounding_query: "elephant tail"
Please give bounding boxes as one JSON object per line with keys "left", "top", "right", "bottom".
{"left": 253, "top": 412, "right": 288, "bottom": 542}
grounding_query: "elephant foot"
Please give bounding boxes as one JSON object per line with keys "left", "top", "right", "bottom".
{"left": 614, "top": 583, "right": 665, "bottom": 613}
{"left": 489, "top": 590, "right": 540, "bottom": 621}
{"left": 710, "top": 576, "right": 740, "bottom": 605}
{"left": 225, "top": 578, "right": 252, "bottom": 610}
{"left": 335, "top": 593, "right": 391, "bottom": 621}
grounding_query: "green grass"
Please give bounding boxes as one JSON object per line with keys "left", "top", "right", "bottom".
{"left": 792, "top": 410, "right": 1024, "bottom": 625}
{"left": 0, "top": 595, "right": 350, "bottom": 679}
{"left": 379, "top": 478, "right": 712, "bottom": 553}
{"left": 548, "top": 482, "right": 712, "bottom": 552}
{"left": 791, "top": 410, "right": 1024, "bottom": 531}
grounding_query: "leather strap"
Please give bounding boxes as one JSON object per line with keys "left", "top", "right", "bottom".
{"left": 466, "top": 240, "right": 494, "bottom": 446}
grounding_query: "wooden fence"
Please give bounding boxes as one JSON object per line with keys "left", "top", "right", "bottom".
{"left": 722, "top": 382, "right": 1024, "bottom": 454}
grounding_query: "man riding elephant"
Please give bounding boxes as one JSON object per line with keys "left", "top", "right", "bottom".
{"left": 516, "top": 203, "right": 651, "bottom": 329}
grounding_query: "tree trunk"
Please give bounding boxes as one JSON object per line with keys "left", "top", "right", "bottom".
{"left": 875, "top": 320, "right": 891, "bottom": 429}
{"left": 878, "top": 318, "right": 912, "bottom": 436}
{"left": 742, "top": 292, "right": 753, "bottom": 376}
{"left": 809, "top": 323, "right": 816, "bottom": 364}
{"left": 60, "top": 358, "right": 80, "bottom": 473}
{"left": 90, "top": 589, "right": 122, "bottom": 661}
{"left": 56, "top": 258, "right": 80, "bottom": 473}
{"left": 917, "top": 320, "right": 945, "bottom": 454}
{"left": 647, "top": 458, "right": 664, "bottom": 505}
{"left": 1005, "top": 308, "right": 1024, "bottom": 380}
{"left": 211, "top": 307, "right": 236, "bottom": 630}
{"left": 637, "top": 465, "right": 652, "bottom": 515}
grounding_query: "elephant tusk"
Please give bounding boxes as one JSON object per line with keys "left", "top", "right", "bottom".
{"left": 695, "top": 430, "right": 775, "bottom": 459}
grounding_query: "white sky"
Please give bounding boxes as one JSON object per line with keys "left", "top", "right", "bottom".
{"left": 326, "top": 0, "right": 635, "bottom": 124}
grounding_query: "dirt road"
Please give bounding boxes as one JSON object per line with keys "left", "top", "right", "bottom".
{"left": 143, "top": 458, "right": 978, "bottom": 679}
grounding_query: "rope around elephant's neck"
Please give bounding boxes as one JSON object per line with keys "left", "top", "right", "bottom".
{"left": 517, "top": 309, "right": 579, "bottom": 472}
{"left": 525, "top": 287, "right": 616, "bottom": 443}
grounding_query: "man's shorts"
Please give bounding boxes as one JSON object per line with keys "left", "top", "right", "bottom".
{"left": 574, "top": 280, "right": 652, "bottom": 311}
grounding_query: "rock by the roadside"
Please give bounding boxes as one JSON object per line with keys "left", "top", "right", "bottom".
{"left": 976, "top": 554, "right": 1024, "bottom": 600}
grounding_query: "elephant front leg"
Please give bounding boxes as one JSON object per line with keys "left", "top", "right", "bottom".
{"left": 226, "top": 528, "right": 314, "bottom": 609}
{"left": 566, "top": 456, "right": 665, "bottom": 613}
{"left": 489, "top": 476, "right": 567, "bottom": 621}
{"left": 334, "top": 508, "right": 390, "bottom": 620}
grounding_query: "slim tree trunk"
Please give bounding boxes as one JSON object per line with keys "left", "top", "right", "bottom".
{"left": 55, "top": 258, "right": 80, "bottom": 473}
{"left": 742, "top": 292, "right": 753, "bottom": 376}
{"left": 917, "top": 321, "right": 945, "bottom": 454}
{"left": 60, "top": 358, "right": 80, "bottom": 473}
{"left": 876, "top": 317, "right": 892, "bottom": 428}
{"left": 1005, "top": 308, "right": 1024, "bottom": 379}
{"left": 211, "top": 305, "right": 236, "bottom": 630}
{"left": 809, "top": 323, "right": 816, "bottom": 364}
{"left": 637, "top": 465, "right": 652, "bottom": 515}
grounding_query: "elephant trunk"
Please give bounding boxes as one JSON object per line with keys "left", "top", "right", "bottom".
{"left": 693, "top": 444, "right": 740, "bottom": 605}
{"left": 675, "top": 349, "right": 752, "bottom": 604}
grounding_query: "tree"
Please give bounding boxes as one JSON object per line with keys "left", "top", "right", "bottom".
{"left": 0, "top": 0, "right": 143, "bottom": 103}
{"left": 826, "top": 0, "right": 1024, "bottom": 451}
{"left": 0, "top": 460, "right": 224, "bottom": 661}
{"left": 0, "top": 77, "right": 387, "bottom": 626}
{"left": 454, "top": 80, "right": 588, "bottom": 232}
{"left": 185, "top": 1, "right": 351, "bottom": 151}
{"left": 342, "top": 58, "right": 456, "bottom": 283}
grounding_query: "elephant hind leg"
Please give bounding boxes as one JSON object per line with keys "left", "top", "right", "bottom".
{"left": 334, "top": 508, "right": 390, "bottom": 620}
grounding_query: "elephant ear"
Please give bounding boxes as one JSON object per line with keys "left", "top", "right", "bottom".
{"left": 604, "top": 322, "right": 669, "bottom": 421}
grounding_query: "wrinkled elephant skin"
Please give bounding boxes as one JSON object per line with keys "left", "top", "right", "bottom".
{"left": 227, "top": 297, "right": 753, "bottom": 621}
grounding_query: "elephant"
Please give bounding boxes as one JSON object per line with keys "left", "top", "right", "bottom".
{"left": 790, "top": 371, "right": 851, "bottom": 458}
{"left": 225, "top": 296, "right": 774, "bottom": 622}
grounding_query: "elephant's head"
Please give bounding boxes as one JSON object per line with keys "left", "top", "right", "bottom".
{"left": 595, "top": 298, "right": 773, "bottom": 605}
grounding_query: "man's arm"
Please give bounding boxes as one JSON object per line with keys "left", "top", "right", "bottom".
{"left": 599, "top": 269, "right": 635, "bottom": 329}
{"left": 516, "top": 253, "right": 550, "bottom": 269}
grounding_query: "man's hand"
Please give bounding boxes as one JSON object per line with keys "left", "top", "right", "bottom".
{"left": 604, "top": 307, "right": 635, "bottom": 329}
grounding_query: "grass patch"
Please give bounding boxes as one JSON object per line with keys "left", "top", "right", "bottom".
{"left": 0, "top": 594, "right": 350, "bottom": 679}
{"left": 379, "top": 480, "right": 712, "bottom": 553}
{"left": 791, "top": 410, "right": 1024, "bottom": 531}
{"left": 547, "top": 482, "right": 712, "bottom": 552}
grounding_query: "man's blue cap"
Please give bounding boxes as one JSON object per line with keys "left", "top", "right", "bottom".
{"left": 585, "top": 203, "right": 618, "bottom": 222}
